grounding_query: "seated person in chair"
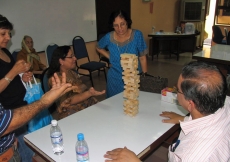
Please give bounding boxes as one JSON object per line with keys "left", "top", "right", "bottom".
{"left": 175, "top": 21, "right": 186, "bottom": 34}
{"left": 211, "top": 26, "right": 225, "bottom": 46}
{"left": 17, "top": 35, "right": 47, "bottom": 75}
{"left": 47, "top": 46, "right": 105, "bottom": 120}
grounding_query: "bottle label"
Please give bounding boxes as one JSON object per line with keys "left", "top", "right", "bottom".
{"left": 51, "top": 132, "right": 63, "bottom": 144}
{"left": 76, "top": 146, "right": 89, "bottom": 162}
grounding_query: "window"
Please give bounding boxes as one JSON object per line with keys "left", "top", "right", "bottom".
{"left": 215, "top": 0, "right": 230, "bottom": 25}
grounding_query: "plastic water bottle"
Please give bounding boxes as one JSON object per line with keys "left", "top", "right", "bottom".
{"left": 76, "top": 133, "right": 89, "bottom": 162}
{"left": 50, "top": 120, "right": 64, "bottom": 155}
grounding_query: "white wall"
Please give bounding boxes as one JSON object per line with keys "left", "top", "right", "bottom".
{"left": 0, "top": 0, "right": 97, "bottom": 52}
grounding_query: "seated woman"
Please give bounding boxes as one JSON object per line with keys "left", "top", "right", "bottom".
{"left": 17, "top": 35, "right": 47, "bottom": 74}
{"left": 211, "top": 26, "right": 225, "bottom": 46}
{"left": 47, "top": 46, "right": 105, "bottom": 120}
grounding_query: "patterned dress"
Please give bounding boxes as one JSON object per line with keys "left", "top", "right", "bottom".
{"left": 50, "top": 70, "right": 97, "bottom": 120}
{"left": 97, "top": 29, "right": 148, "bottom": 98}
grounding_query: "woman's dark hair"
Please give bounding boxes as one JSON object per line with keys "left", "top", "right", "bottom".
{"left": 108, "top": 10, "right": 132, "bottom": 31}
{"left": 181, "top": 61, "right": 227, "bottom": 115}
{"left": 47, "top": 45, "right": 71, "bottom": 78}
{"left": 0, "top": 15, "right": 13, "bottom": 30}
{"left": 180, "top": 21, "right": 187, "bottom": 25}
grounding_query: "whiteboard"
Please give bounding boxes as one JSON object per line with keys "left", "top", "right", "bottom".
{"left": 0, "top": 0, "right": 97, "bottom": 52}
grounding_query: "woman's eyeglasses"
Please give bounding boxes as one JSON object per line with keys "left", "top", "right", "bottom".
{"left": 65, "top": 54, "right": 76, "bottom": 59}
{"left": 113, "top": 22, "right": 127, "bottom": 29}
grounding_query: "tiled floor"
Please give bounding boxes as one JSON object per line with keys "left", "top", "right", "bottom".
{"left": 56, "top": 47, "right": 206, "bottom": 161}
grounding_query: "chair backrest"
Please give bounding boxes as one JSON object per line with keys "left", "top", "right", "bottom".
{"left": 12, "top": 49, "right": 21, "bottom": 61}
{"left": 72, "top": 36, "right": 89, "bottom": 61}
{"left": 224, "top": 28, "right": 229, "bottom": 44}
{"left": 227, "top": 31, "right": 230, "bottom": 45}
{"left": 212, "top": 25, "right": 224, "bottom": 44}
{"left": 41, "top": 68, "right": 50, "bottom": 93}
{"left": 45, "top": 43, "right": 58, "bottom": 66}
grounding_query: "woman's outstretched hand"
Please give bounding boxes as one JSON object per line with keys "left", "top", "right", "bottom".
{"left": 88, "top": 87, "right": 105, "bottom": 96}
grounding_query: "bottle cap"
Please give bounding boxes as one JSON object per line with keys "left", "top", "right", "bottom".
{"left": 77, "top": 133, "right": 84, "bottom": 141}
{"left": 51, "top": 120, "right": 57, "bottom": 126}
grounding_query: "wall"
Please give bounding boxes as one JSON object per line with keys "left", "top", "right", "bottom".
{"left": 39, "top": 0, "right": 179, "bottom": 65}
{"left": 131, "top": 0, "right": 179, "bottom": 49}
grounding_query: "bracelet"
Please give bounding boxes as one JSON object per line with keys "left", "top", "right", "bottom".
{"left": 4, "top": 77, "right": 12, "bottom": 83}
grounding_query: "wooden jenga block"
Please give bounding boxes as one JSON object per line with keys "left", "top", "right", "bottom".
{"left": 123, "top": 106, "right": 139, "bottom": 117}
{"left": 123, "top": 79, "right": 140, "bottom": 85}
{"left": 124, "top": 84, "right": 140, "bottom": 89}
{"left": 123, "top": 99, "right": 139, "bottom": 106}
{"left": 121, "top": 53, "right": 140, "bottom": 116}
{"left": 122, "top": 75, "right": 140, "bottom": 83}
{"left": 122, "top": 70, "right": 139, "bottom": 76}
{"left": 120, "top": 54, "right": 137, "bottom": 59}
{"left": 124, "top": 87, "right": 139, "bottom": 93}
{"left": 123, "top": 91, "right": 139, "bottom": 99}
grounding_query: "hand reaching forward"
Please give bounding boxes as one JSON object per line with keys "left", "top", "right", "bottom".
{"left": 104, "top": 147, "right": 141, "bottom": 162}
{"left": 88, "top": 87, "right": 105, "bottom": 96}
{"left": 40, "top": 72, "right": 72, "bottom": 107}
{"left": 11, "top": 60, "right": 31, "bottom": 75}
{"left": 160, "top": 111, "right": 185, "bottom": 124}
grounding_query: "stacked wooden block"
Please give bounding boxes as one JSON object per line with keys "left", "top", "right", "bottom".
{"left": 120, "top": 54, "right": 140, "bottom": 117}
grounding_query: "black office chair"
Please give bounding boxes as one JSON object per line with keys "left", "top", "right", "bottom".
{"left": 72, "top": 36, "right": 107, "bottom": 87}
{"left": 227, "top": 31, "right": 230, "bottom": 45}
{"left": 40, "top": 67, "right": 57, "bottom": 114}
{"left": 224, "top": 28, "right": 228, "bottom": 44}
{"left": 40, "top": 67, "right": 50, "bottom": 93}
{"left": 12, "top": 49, "right": 21, "bottom": 61}
{"left": 45, "top": 43, "right": 58, "bottom": 66}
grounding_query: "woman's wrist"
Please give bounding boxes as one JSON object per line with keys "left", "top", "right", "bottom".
{"left": 3, "top": 77, "right": 12, "bottom": 83}
{"left": 87, "top": 90, "right": 93, "bottom": 97}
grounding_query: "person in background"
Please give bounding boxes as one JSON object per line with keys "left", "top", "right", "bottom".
{"left": 0, "top": 14, "right": 35, "bottom": 161}
{"left": 211, "top": 26, "right": 225, "bottom": 46}
{"left": 47, "top": 46, "right": 105, "bottom": 120}
{"left": 175, "top": 21, "right": 186, "bottom": 34}
{"left": 96, "top": 10, "right": 148, "bottom": 98}
{"left": 0, "top": 72, "right": 72, "bottom": 162}
{"left": 104, "top": 61, "right": 230, "bottom": 162}
{"left": 17, "top": 35, "right": 46, "bottom": 75}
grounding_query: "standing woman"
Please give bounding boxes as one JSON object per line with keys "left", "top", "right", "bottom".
{"left": 96, "top": 10, "right": 148, "bottom": 98}
{"left": 0, "top": 15, "right": 34, "bottom": 162}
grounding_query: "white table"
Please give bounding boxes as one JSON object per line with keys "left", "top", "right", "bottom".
{"left": 192, "top": 44, "right": 230, "bottom": 76}
{"left": 193, "top": 44, "right": 230, "bottom": 62}
{"left": 24, "top": 91, "right": 187, "bottom": 162}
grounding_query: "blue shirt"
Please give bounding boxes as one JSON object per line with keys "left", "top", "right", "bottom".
{"left": 97, "top": 29, "right": 148, "bottom": 98}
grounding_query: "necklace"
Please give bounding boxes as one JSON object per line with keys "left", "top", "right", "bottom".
{"left": 116, "top": 39, "right": 129, "bottom": 54}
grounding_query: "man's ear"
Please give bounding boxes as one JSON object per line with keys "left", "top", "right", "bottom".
{"left": 187, "top": 100, "right": 195, "bottom": 112}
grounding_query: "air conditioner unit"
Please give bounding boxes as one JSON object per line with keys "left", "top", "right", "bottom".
{"left": 180, "top": 0, "right": 206, "bottom": 21}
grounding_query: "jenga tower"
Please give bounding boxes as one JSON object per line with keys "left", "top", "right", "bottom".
{"left": 120, "top": 54, "right": 140, "bottom": 117}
